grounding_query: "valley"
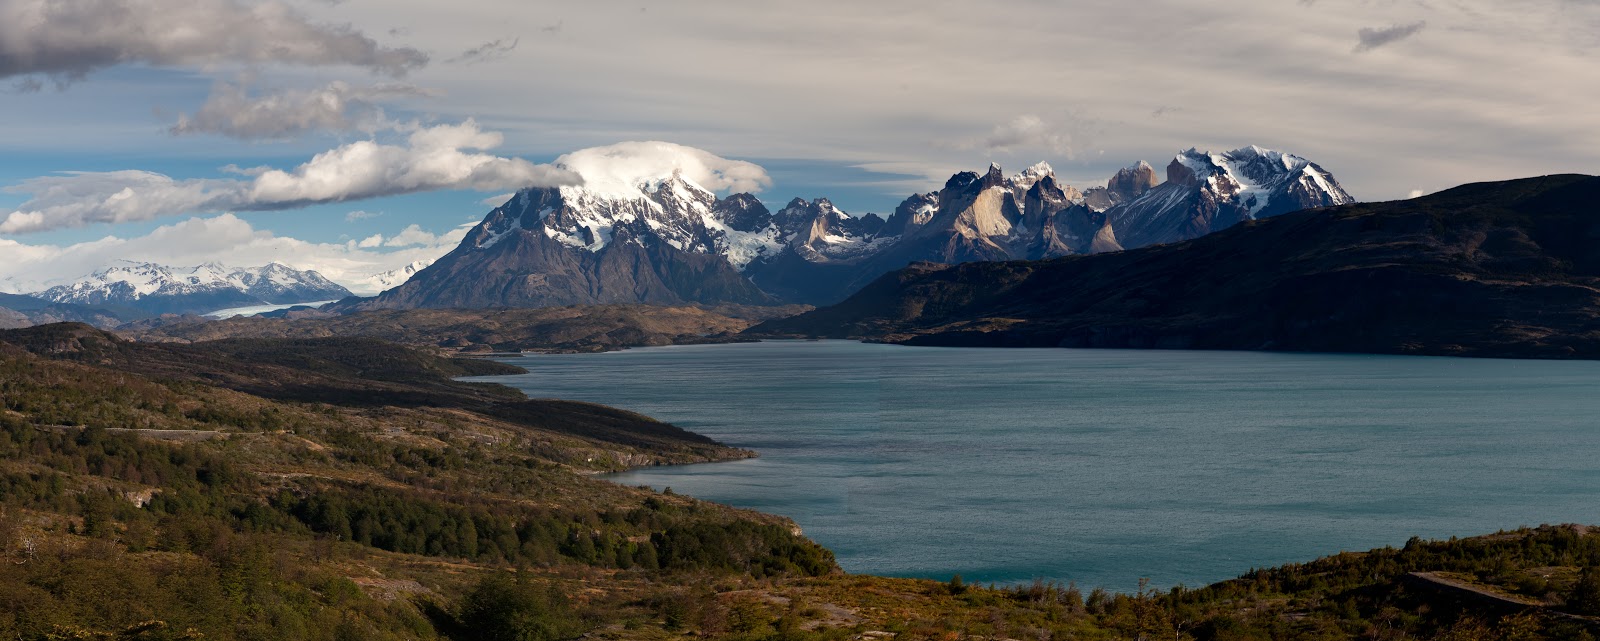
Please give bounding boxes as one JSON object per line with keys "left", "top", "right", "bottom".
{"left": 5, "top": 2, "right": 1596, "bottom": 638}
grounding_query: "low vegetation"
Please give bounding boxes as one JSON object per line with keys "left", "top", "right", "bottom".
{"left": 2, "top": 323, "right": 1597, "bottom": 640}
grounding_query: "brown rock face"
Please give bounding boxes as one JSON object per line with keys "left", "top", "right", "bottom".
{"left": 1108, "top": 161, "right": 1160, "bottom": 201}
{"left": 1166, "top": 158, "right": 1200, "bottom": 186}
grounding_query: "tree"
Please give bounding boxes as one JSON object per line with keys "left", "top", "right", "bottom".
{"left": 456, "top": 572, "right": 577, "bottom": 641}
{"left": 1570, "top": 565, "right": 1600, "bottom": 615}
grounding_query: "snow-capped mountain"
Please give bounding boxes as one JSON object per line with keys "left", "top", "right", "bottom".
{"left": 36, "top": 262, "right": 352, "bottom": 315}
{"left": 353, "top": 145, "right": 1353, "bottom": 309}
{"left": 1106, "top": 146, "right": 1355, "bottom": 248}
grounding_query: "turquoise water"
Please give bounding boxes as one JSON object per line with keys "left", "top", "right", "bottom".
{"left": 473, "top": 341, "right": 1600, "bottom": 591}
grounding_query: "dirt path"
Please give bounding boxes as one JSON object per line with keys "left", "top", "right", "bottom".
{"left": 1406, "top": 572, "right": 1600, "bottom": 629}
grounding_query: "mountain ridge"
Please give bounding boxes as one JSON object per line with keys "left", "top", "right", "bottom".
{"left": 749, "top": 174, "right": 1600, "bottom": 360}
{"left": 34, "top": 261, "right": 354, "bottom": 316}
{"left": 346, "top": 145, "right": 1352, "bottom": 310}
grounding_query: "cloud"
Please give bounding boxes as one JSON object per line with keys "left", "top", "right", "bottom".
{"left": 7, "top": 0, "right": 1600, "bottom": 211}
{"left": 1354, "top": 21, "right": 1427, "bottom": 52}
{"left": 0, "top": 120, "right": 582, "bottom": 234}
{"left": 480, "top": 193, "right": 515, "bottom": 206}
{"left": 0, "top": 214, "right": 469, "bottom": 295}
{"left": 382, "top": 224, "right": 449, "bottom": 247}
{"left": 0, "top": 0, "right": 427, "bottom": 85}
{"left": 554, "top": 141, "right": 772, "bottom": 197}
{"left": 961, "top": 115, "right": 1078, "bottom": 157}
{"left": 344, "top": 210, "right": 381, "bottom": 222}
{"left": 447, "top": 38, "right": 520, "bottom": 65}
{"left": 170, "top": 80, "right": 440, "bottom": 140}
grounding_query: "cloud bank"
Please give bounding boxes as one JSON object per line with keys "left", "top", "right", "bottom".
{"left": 171, "top": 81, "right": 440, "bottom": 140}
{"left": 0, "top": 0, "right": 427, "bottom": 85}
{"left": 0, "top": 121, "right": 581, "bottom": 233}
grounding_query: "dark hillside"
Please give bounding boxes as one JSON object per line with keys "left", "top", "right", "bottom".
{"left": 753, "top": 175, "right": 1600, "bottom": 359}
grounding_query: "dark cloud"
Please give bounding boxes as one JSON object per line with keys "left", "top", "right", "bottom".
{"left": 446, "top": 38, "right": 520, "bottom": 65}
{"left": 0, "top": 0, "right": 428, "bottom": 84}
{"left": 1354, "top": 21, "right": 1427, "bottom": 52}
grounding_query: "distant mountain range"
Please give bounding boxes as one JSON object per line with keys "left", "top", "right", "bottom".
{"left": 751, "top": 174, "right": 1600, "bottom": 360}
{"left": 345, "top": 145, "right": 1353, "bottom": 310}
{"left": 0, "top": 292, "right": 138, "bottom": 330}
{"left": 29, "top": 262, "right": 352, "bottom": 316}
{"left": 352, "top": 259, "right": 435, "bottom": 294}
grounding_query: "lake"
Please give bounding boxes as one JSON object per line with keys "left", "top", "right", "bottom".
{"left": 472, "top": 340, "right": 1600, "bottom": 591}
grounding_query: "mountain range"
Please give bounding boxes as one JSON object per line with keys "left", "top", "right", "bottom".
{"left": 344, "top": 145, "right": 1352, "bottom": 310}
{"left": 29, "top": 262, "right": 352, "bottom": 316}
{"left": 751, "top": 174, "right": 1600, "bottom": 359}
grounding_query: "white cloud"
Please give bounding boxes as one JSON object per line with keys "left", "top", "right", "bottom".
{"left": 1409, "top": 189, "right": 1426, "bottom": 199}
{"left": 0, "top": 214, "right": 469, "bottom": 295}
{"left": 356, "top": 233, "right": 384, "bottom": 248}
{"left": 479, "top": 193, "right": 515, "bottom": 206}
{"left": 345, "top": 209, "right": 381, "bottom": 222}
{"left": 0, "top": 0, "right": 426, "bottom": 85}
{"left": 554, "top": 141, "right": 771, "bottom": 199}
{"left": 382, "top": 223, "right": 444, "bottom": 247}
{"left": 170, "top": 80, "right": 440, "bottom": 140}
{"left": 0, "top": 120, "right": 582, "bottom": 234}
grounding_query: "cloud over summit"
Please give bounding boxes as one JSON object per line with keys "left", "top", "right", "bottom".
{"left": 554, "top": 141, "right": 773, "bottom": 198}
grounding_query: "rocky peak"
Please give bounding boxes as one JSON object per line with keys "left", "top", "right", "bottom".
{"left": 1167, "top": 155, "right": 1202, "bottom": 187}
{"left": 944, "top": 171, "right": 982, "bottom": 192}
{"left": 883, "top": 192, "right": 940, "bottom": 237}
{"left": 1108, "top": 161, "right": 1159, "bottom": 201}
{"left": 712, "top": 193, "right": 771, "bottom": 233}
{"left": 982, "top": 162, "right": 1007, "bottom": 189}
{"left": 1024, "top": 174, "right": 1071, "bottom": 219}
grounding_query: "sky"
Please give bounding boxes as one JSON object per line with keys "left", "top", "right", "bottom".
{"left": 1, "top": 0, "right": 1597, "bottom": 293}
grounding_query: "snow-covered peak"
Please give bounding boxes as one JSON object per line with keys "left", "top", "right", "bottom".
{"left": 1147, "top": 145, "right": 1355, "bottom": 219}
{"left": 1008, "top": 161, "right": 1055, "bottom": 188}
{"left": 1172, "top": 146, "right": 1313, "bottom": 184}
